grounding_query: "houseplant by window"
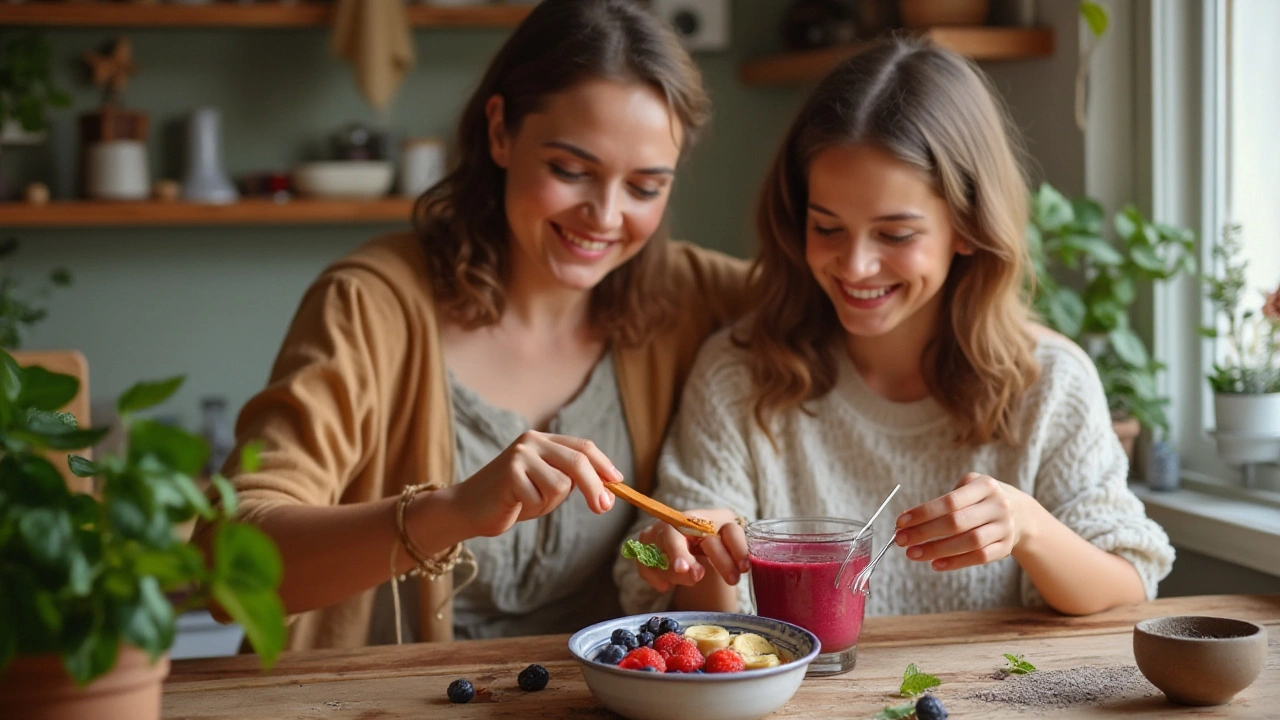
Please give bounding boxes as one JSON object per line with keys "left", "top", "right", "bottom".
{"left": 0, "top": 351, "right": 285, "bottom": 719}
{"left": 1028, "top": 183, "right": 1196, "bottom": 461}
{"left": 1200, "top": 222, "right": 1280, "bottom": 467}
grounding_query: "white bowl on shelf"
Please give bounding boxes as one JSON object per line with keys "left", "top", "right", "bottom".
{"left": 292, "top": 161, "right": 393, "bottom": 199}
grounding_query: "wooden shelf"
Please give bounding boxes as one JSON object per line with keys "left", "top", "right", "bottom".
{"left": 740, "top": 27, "right": 1055, "bottom": 86}
{"left": 0, "top": 198, "right": 415, "bottom": 227}
{"left": 0, "top": 3, "right": 532, "bottom": 29}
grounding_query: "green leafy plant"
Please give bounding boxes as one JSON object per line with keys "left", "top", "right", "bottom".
{"left": 1028, "top": 183, "right": 1196, "bottom": 436}
{"left": 620, "top": 538, "right": 669, "bottom": 571}
{"left": 0, "top": 238, "right": 73, "bottom": 350}
{"left": 898, "top": 662, "right": 941, "bottom": 697}
{"left": 1199, "top": 223, "right": 1280, "bottom": 394}
{"left": 1002, "top": 653, "right": 1037, "bottom": 675}
{"left": 0, "top": 350, "right": 285, "bottom": 685}
{"left": 871, "top": 702, "right": 917, "bottom": 720}
{"left": 0, "top": 32, "right": 70, "bottom": 135}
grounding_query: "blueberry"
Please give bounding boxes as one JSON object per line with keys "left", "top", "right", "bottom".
{"left": 915, "top": 694, "right": 948, "bottom": 720}
{"left": 611, "top": 628, "right": 639, "bottom": 650}
{"left": 518, "top": 664, "right": 550, "bottom": 692}
{"left": 644, "top": 616, "right": 664, "bottom": 635}
{"left": 637, "top": 630, "right": 655, "bottom": 648}
{"left": 595, "top": 644, "right": 627, "bottom": 665}
{"left": 446, "top": 679, "right": 474, "bottom": 704}
{"left": 640, "top": 666, "right": 658, "bottom": 672}
{"left": 658, "top": 617, "right": 680, "bottom": 635}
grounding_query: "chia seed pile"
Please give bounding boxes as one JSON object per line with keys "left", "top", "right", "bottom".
{"left": 966, "top": 665, "right": 1159, "bottom": 711}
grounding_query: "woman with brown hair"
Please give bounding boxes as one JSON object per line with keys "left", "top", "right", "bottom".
{"left": 200, "top": 0, "right": 748, "bottom": 649}
{"left": 621, "top": 37, "right": 1172, "bottom": 618}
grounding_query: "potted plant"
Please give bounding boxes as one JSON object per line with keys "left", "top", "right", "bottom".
{"left": 0, "top": 32, "right": 71, "bottom": 196}
{"left": 1028, "top": 183, "right": 1196, "bottom": 460}
{"left": 1200, "top": 222, "right": 1280, "bottom": 466}
{"left": 0, "top": 237, "right": 73, "bottom": 350}
{"left": 0, "top": 350, "right": 285, "bottom": 719}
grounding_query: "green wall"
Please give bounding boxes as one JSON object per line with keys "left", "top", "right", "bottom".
{"left": 3, "top": 4, "right": 804, "bottom": 433}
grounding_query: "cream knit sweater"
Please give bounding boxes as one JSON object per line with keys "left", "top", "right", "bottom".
{"left": 615, "top": 326, "right": 1175, "bottom": 617}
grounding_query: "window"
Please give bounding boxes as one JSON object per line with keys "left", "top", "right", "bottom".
{"left": 1154, "top": 0, "right": 1280, "bottom": 494}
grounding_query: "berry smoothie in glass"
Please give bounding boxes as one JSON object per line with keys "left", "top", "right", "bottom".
{"left": 746, "top": 518, "right": 871, "bottom": 676}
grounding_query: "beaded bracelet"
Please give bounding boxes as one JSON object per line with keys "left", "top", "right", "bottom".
{"left": 388, "top": 482, "right": 477, "bottom": 644}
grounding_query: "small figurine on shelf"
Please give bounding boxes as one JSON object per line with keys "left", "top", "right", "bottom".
{"left": 79, "top": 37, "right": 150, "bottom": 201}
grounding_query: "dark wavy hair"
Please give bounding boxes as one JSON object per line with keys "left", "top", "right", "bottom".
{"left": 745, "top": 37, "right": 1039, "bottom": 446}
{"left": 415, "top": 0, "right": 710, "bottom": 346}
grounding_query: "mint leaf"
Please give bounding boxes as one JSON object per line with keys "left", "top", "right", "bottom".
{"left": 899, "top": 662, "right": 941, "bottom": 697}
{"left": 871, "top": 702, "right": 916, "bottom": 720}
{"left": 621, "top": 539, "right": 669, "bottom": 570}
{"left": 1003, "top": 653, "right": 1037, "bottom": 675}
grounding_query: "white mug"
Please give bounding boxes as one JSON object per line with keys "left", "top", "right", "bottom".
{"left": 86, "top": 140, "right": 150, "bottom": 201}
{"left": 399, "top": 139, "right": 446, "bottom": 198}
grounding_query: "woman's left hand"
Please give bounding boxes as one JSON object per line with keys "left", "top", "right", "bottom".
{"left": 893, "top": 472, "right": 1039, "bottom": 571}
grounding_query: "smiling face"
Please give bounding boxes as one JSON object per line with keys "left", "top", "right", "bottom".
{"left": 487, "top": 78, "right": 683, "bottom": 293}
{"left": 804, "top": 142, "right": 970, "bottom": 344}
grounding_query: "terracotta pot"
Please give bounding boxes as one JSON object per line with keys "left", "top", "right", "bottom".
{"left": 1112, "top": 414, "right": 1141, "bottom": 461}
{"left": 0, "top": 646, "right": 169, "bottom": 720}
{"left": 898, "top": 0, "right": 990, "bottom": 28}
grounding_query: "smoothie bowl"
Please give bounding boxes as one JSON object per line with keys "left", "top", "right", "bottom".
{"left": 568, "top": 611, "right": 820, "bottom": 720}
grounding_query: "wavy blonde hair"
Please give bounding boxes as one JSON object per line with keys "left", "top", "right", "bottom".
{"left": 745, "top": 37, "right": 1039, "bottom": 446}
{"left": 413, "top": 0, "right": 709, "bottom": 346}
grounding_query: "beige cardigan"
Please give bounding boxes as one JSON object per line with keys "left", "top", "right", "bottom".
{"left": 202, "top": 233, "right": 749, "bottom": 650}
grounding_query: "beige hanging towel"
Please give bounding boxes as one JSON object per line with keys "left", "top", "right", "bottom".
{"left": 331, "top": 0, "right": 416, "bottom": 112}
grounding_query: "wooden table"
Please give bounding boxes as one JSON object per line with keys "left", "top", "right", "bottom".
{"left": 163, "top": 594, "right": 1279, "bottom": 718}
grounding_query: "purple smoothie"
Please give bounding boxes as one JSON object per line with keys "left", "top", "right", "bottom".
{"left": 749, "top": 542, "right": 868, "bottom": 654}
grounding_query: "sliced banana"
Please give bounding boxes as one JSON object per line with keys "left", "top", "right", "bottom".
{"left": 730, "top": 632, "right": 780, "bottom": 658}
{"left": 683, "top": 625, "right": 731, "bottom": 656}
{"left": 742, "top": 653, "right": 781, "bottom": 670}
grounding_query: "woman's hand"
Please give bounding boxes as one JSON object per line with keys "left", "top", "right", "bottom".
{"left": 450, "top": 431, "right": 620, "bottom": 538}
{"left": 634, "top": 508, "right": 750, "bottom": 592}
{"left": 894, "top": 472, "right": 1040, "bottom": 571}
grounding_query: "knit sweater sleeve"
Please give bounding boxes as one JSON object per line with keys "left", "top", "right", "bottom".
{"left": 615, "top": 329, "right": 761, "bottom": 614}
{"left": 212, "top": 268, "right": 409, "bottom": 526}
{"left": 1021, "top": 341, "right": 1175, "bottom": 604}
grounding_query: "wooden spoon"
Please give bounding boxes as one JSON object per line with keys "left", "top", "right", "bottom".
{"left": 605, "top": 482, "right": 715, "bottom": 537}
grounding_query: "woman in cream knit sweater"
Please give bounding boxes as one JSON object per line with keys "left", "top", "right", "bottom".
{"left": 618, "top": 38, "right": 1173, "bottom": 619}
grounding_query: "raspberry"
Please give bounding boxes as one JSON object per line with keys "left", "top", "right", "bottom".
{"left": 704, "top": 648, "right": 745, "bottom": 673}
{"left": 652, "top": 632, "right": 686, "bottom": 657}
{"left": 664, "top": 644, "right": 705, "bottom": 673}
{"left": 617, "top": 646, "right": 667, "bottom": 673}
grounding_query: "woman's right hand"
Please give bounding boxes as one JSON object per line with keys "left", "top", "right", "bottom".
{"left": 634, "top": 508, "right": 750, "bottom": 592}
{"left": 450, "top": 431, "right": 621, "bottom": 538}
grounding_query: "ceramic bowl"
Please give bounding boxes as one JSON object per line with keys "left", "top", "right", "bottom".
{"left": 292, "top": 161, "right": 393, "bottom": 199}
{"left": 1133, "top": 615, "right": 1267, "bottom": 706}
{"left": 568, "top": 611, "right": 820, "bottom": 720}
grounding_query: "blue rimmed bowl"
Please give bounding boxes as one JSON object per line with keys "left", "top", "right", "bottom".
{"left": 568, "top": 611, "right": 820, "bottom": 720}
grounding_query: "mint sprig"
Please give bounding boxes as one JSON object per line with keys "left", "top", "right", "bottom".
{"left": 871, "top": 702, "right": 916, "bottom": 719}
{"left": 621, "top": 539, "right": 669, "bottom": 570}
{"left": 1002, "top": 653, "right": 1037, "bottom": 675}
{"left": 899, "top": 663, "right": 941, "bottom": 697}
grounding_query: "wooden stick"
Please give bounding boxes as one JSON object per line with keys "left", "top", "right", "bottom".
{"left": 605, "top": 482, "right": 715, "bottom": 537}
